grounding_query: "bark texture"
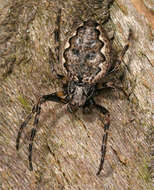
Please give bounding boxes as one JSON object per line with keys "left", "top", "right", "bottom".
{"left": 0, "top": 0, "right": 153, "bottom": 189}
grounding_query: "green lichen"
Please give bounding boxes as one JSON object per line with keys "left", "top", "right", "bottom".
{"left": 17, "top": 95, "right": 31, "bottom": 112}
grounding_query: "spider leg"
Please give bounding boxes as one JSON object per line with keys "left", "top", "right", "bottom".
{"left": 49, "top": 48, "right": 68, "bottom": 88}
{"left": 55, "top": 8, "right": 62, "bottom": 60}
{"left": 83, "top": 99, "right": 110, "bottom": 175}
{"left": 96, "top": 82, "right": 128, "bottom": 98}
{"left": 16, "top": 91, "right": 68, "bottom": 171}
{"left": 16, "top": 113, "right": 33, "bottom": 150}
{"left": 28, "top": 104, "right": 40, "bottom": 171}
{"left": 48, "top": 47, "right": 60, "bottom": 77}
{"left": 49, "top": 9, "right": 63, "bottom": 77}
{"left": 110, "top": 29, "right": 132, "bottom": 73}
{"left": 92, "top": 100, "right": 110, "bottom": 176}
{"left": 118, "top": 29, "right": 132, "bottom": 62}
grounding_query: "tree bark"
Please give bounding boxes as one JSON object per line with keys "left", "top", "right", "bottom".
{"left": 0, "top": 0, "right": 153, "bottom": 189}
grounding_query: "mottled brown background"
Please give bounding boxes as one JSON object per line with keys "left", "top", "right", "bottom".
{"left": 0, "top": 0, "right": 153, "bottom": 190}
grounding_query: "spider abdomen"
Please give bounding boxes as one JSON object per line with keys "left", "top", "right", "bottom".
{"left": 63, "top": 20, "right": 111, "bottom": 84}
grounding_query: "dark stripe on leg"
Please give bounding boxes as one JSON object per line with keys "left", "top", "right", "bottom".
{"left": 16, "top": 113, "right": 32, "bottom": 150}
{"left": 28, "top": 128, "right": 36, "bottom": 171}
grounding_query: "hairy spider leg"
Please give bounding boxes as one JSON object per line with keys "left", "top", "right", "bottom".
{"left": 54, "top": 8, "right": 61, "bottom": 44}
{"left": 96, "top": 29, "right": 133, "bottom": 97}
{"left": 96, "top": 82, "right": 129, "bottom": 98}
{"left": 49, "top": 48, "right": 66, "bottom": 79}
{"left": 110, "top": 29, "right": 132, "bottom": 73}
{"left": 49, "top": 9, "right": 63, "bottom": 77}
{"left": 118, "top": 29, "right": 132, "bottom": 62}
{"left": 16, "top": 113, "right": 33, "bottom": 150}
{"left": 48, "top": 47, "right": 59, "bottom": 76}
{"left": 118, "top": 29, "right": 132, "bottom": 63}
{"left": 49, "top": 9, "right": 69, "bottom": 87}
{"left": 16, "top": 91, "right": 68, "bottom": 171}
{"left": 29, "top": 92, "right": 68, "bottom": 171}
{"left": 82, "top": 99, "right": 110, "bottom": 175}
{"left": 92, "top": 100, "right": 110, "bottom": 176}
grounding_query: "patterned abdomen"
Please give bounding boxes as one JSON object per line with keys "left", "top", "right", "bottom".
{"left": 63, "top": 20, "right": 110, "bottom": 83}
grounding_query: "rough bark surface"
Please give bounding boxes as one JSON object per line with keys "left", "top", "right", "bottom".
{"left": 0, "top": 0, "right": 153, "bottom": 190}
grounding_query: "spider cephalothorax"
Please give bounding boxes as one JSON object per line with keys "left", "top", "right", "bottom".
{"left": 16, "top": 9, "right": 131, "bottom": 175}
{"left": 67, "top": 81, "right": 95, "bottom": 112}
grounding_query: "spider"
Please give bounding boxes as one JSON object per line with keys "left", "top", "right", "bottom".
{"left": 16, "top": 9, "right": 131, "bottom": 175}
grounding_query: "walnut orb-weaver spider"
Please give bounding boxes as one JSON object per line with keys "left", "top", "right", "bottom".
{"left": 16, "top": 10, "right": 131, "bottom": 175}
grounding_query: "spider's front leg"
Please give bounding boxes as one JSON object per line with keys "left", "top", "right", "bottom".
{"left": 16, "top": 91, "right": 68, "bottom": 171}
{"left": 92, "top": 100, "right": 110, "bottom": 176}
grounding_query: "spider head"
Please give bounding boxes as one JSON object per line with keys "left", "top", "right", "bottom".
{"left": 67, "top": 81, "right": 95, "bottom": 112}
